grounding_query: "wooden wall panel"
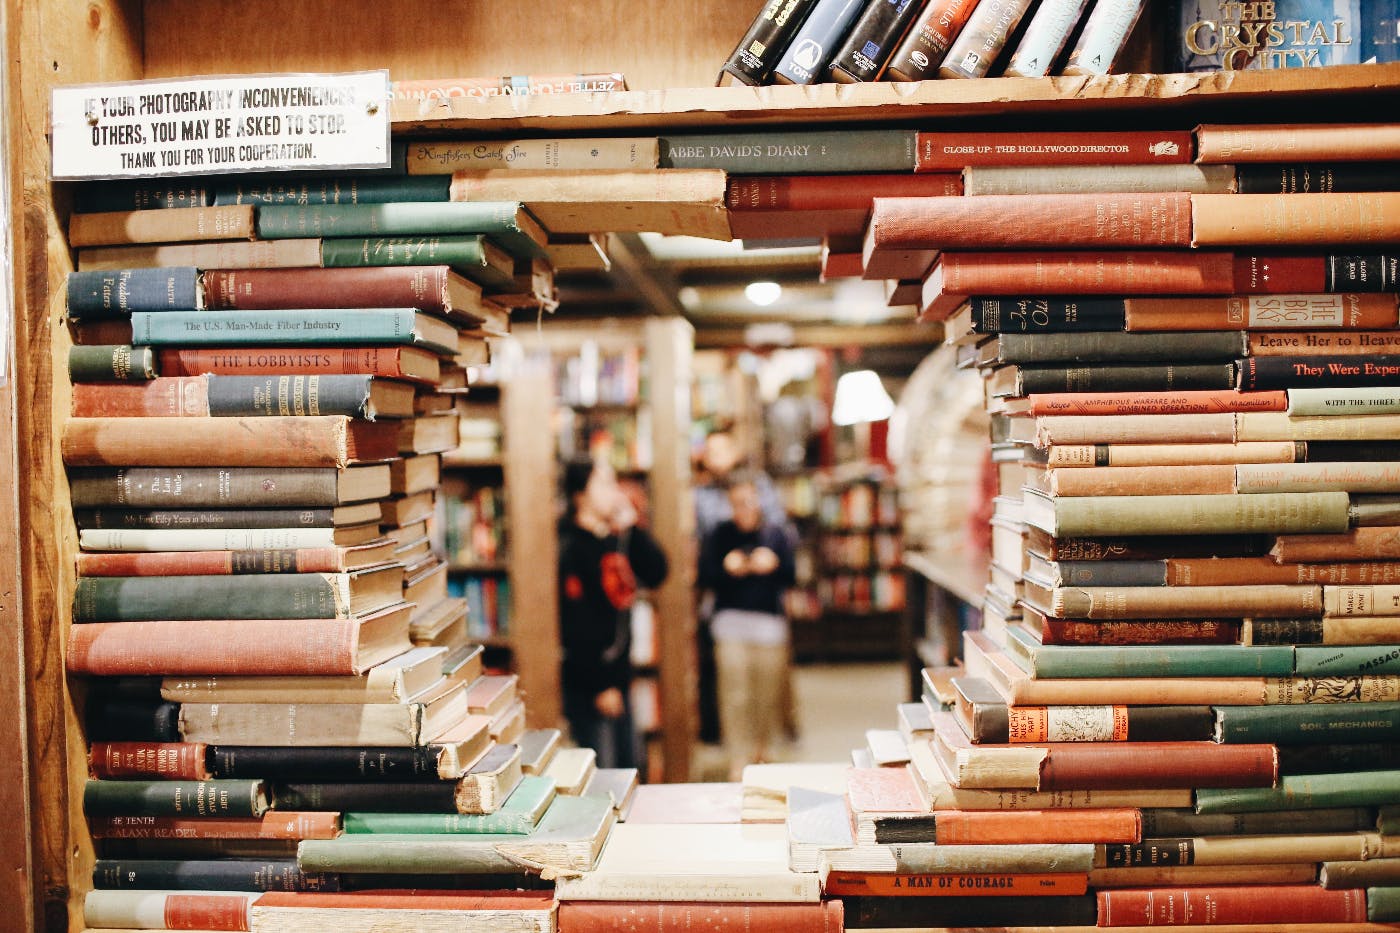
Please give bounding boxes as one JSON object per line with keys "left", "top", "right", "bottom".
{"left": 142, "top": 0, "right": 764, "bottom": 92}
{"left": 9, "top": 3, "right": 145, "bottom": 931}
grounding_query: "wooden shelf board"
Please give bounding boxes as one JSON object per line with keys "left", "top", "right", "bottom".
{"left": 903, "top": 549, "right": 988, "bottom": 609}
{"left": 391, "top": 65, "right": 1400, "bottom": 136}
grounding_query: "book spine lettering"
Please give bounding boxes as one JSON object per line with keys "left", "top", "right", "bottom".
{"left": 1063, "top": 0, "right": 1146, "bottom": 75}
{"left": 973, "top": 297, "right": 1126, "bottom": 333}
{"left": 67, "top": 466, "right": 342, "bottom": 509}
{"left": 940, "top": 0, "right": 1036, "bottom": 78}
{"left": 772, "top": 0, "right": 867, "bottom": 84}
{"left": 1241, "top": 355, "right": 1400, "bottom": 390}
{"left": 206, "top": 375, "right": 374, "bottom": 418}
{"left": 1026, "top": 390, "right": 1287, "bottom": 416}
{"left": 74, "top": 507, "right": 336, "bottom": 531}
{"left": 66, "top": 267, "right": 201, "bottom": 318}
{"left": 89, "top": 742, "right": 210, "bottom": 780}
{"left": 1097, "top": 884, "right": 1367, "bottom": 926}
{"left": 1193, "top": 193, "right": 1400, "bottom": 247}
{"left": 1236, "top": 166, "right": 1400, "bottom": 195}
{"left": 886, "top": 0, "right": 980, "bottom": 80}
{"left": 69, "top": 345, "right": 159, "bottom": 382}
{"left": 829, "top": 0, "right": 926, "bottom": 82}
{"left": 720, "top": 0, "right": 823, "bottom": 84}
{"left": 1005, "top": 0, "right": 1090, "bottom": 77}
{"left": 83, "top": 779, "right": 267, "bottom": 817}
{"left": 213, "top": 175, "right": 451, "bottom": 206}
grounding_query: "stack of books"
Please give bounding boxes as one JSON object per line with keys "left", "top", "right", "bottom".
{"left": 851, "top": 119, "right": 1400, "bottom": 928}
{"left": 60, "top": 171, "right": 630, "bottom": 930}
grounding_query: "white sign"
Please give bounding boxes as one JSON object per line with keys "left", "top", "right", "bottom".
{"left": 51, "top": 71, "right": 391, "bottom": 180}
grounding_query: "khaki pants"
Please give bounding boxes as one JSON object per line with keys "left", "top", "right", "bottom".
{"left": 715, "top": 638, "right": 789, "bottom": 778}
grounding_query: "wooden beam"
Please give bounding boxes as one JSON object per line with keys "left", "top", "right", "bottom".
{"left": 605, "top": 233, "right": 687, "bottom": 318}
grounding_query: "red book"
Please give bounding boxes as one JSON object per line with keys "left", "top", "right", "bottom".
{"left": 76, "top": 541, "right": 396, "bottom": 576}
{"left": 915, "top": 131, "right": 1193, "bottom": 170}
{"left": 727, "top": 173, "right": 961, "bottom": 239}
{"left": 88, "top": 811, "right": 340, "bottom": 840}
{"left": 1097, "top": 884, "right": 1367, "bottom": 926}
{"left": 823, "top": 869, "right": 1089, "bottom": 896}
{"left": 821, "top": 248, "right": 865, "bottom": 281}
{"left": 203, "top": 266, "right": 483, "bottom": 321}
{"left": 1039, "top": 617, "right": 1243, "bottom": 647}
{"left": 156, "top": 346, "right": 440, "bottom": 385}
{"left": 870, "top": 193, "right": 1194, "bottom": 252}
{"left": 85, "top": 892, "right": 253, "bottom": 931}
{"left": 931, "top": 807, "right": 1141, "bottom": 845}
{"left": 1018, "top": 391, "right": 1288, "bottom": 417}
{"left": 89, "top": 741, "right": 210, "bottom": 780}
{"left": 558, "top": 901, "right": 845, "bottom": 932}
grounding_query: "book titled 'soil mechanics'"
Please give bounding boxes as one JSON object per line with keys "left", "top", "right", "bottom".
{"left": 1167, "top": 0, "right": 1399, "bottom": 72}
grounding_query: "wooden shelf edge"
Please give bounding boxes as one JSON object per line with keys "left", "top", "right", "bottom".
{"left": 903, "top": 549, "right": 988, "bottom": 609}
{"left": 391, "top": 65, "right": 1400, "bottom": 135}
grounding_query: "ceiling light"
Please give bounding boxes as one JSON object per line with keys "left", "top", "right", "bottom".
{"left": 744, "top": 281, "right": 783, "bottom": 306}
{"left": 832, "top": 369, "right": 895, "bottom": 426}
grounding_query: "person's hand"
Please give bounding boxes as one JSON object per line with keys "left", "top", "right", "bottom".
{"left": 749, "top": 546, "right": 779, "bottom": 575}
{"left": 595, "top": 686, "right": 625, "bottom": 718}
{"left": 609, "top": 489, "right": 639, "bottom": 533}
{"left": 723, "top": 549, "right": 749, "bottom": 576}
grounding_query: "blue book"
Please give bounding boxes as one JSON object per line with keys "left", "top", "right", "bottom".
{"left": 67, "top": 268, "right": 201, "bottom": 319}
{"left": 129, "top": 308, "right": 459, "bottom": 355}
{"left": 771, "top": 0, "right": 868, "bottom": 84}
{"left": 1168, "top": 0, "right": 1369, "bottom": 71}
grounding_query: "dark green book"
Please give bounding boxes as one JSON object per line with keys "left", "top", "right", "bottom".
{"left": 995, "top": 362, "right": 1238, "bottom": 396}
{"left": 75, "top": 180, "right": 212, "bottom": 212}
{"left": 1195, "top": 770, "right": 1400, "bottom": 813}
{"left": 1003, "top": 626, "right": 1294, "bottom": 678}
{"left": 69, "top": 345, "right": 158, "bottom": 382}
{"left": 1370, "top": 886, "right": 1400, "bottom": 922}
{"left": 1281, "top": 743, "right": 1400, "bottom": 775}
{"left": 213, "top": 174, "right": 451, "bottom": 205}
{"left": 129, "top": 308, "right": 460, "bottom": 356}
{"left": 321, "top": 236, "right": 516, "bottom": 289}
{"left": 92, "top": 858, "right": 334, "bottom": 892}
{"left": 1140, "top": 806, "right": 1376, "bottom": 838}
{"left": 658, "top": 129, "right": 917, "bottom": 174}
{"left": 343, "top": 775, "right": 556, "bottom": 834}
{"left": 983, "top": 330, "right": 1247, "bottom": 365}
{"left": 1297, "top": 646, "right": 1400, "bottom": 676}
{"left": 254, "top": 202, "right": 548, "bottom": 260}
{"left": 83, "top": 779, "right": 268, "bottom": 817}
{"left": 1214, "top": 703, "right": 1400, "bottom": 745}
{"left": 1383, "top": 805, "right": 1400, "bottom": 834}
{"left": 72, "top": 570, "right": 395, "bottom": 622}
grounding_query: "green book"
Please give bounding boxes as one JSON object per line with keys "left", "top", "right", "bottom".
{"left": 320, "top": 236, "right": 516, "bottom": 289}
{"left": 213, "top": 174, "right": 451, "bottom": 206}
{"left": 1382, "top": 805, "right": 1400, "bottom": 835}
{"left": 69, "top": 345, "right": 158, "bottom": 382}
{"left": 1214, "top": 702, "right": 1400, "bottom": 745}
{"left": 129, "top": 309, "right": 459, "bottom": 356}
{"left": 73, "top": 573, "right": 358, "bottom": 622}
{"left": 1369, "top": 886, "right": 1400, "bottom": 922}
{"left": 255, "top": 202, "right": 548, "bottom": 260}
{"left": 658, "top": 129, "right": 916, "bottom": 174}
{"left": 1140, "top": 806, "right": 1378, "bottom": 838}
{"left": 1003, "top": 626, "right": 1295, "bottom": 678}
{"left": 1195, "top": 770, "right": 1400, "bottom": 814}
{"left": 1297, "top": 646, "right": 1400, "bottom": 677}
{"left": 84, "top": 779, "right": 268, "bottom": 817}
{"left": 343, "top": 775, "right": 556, "bottom": 835}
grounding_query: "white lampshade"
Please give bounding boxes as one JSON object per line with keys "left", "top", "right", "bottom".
{"left": 831, "top": 369, "right": 895, "bottom": 426}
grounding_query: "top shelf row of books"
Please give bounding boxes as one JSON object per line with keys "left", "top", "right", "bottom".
{"left": 390, "top": 64, "right": 1400, "bottom": 136}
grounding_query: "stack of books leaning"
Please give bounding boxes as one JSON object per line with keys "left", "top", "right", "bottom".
{"left": 61, "top": 169, "right": 629, "bottom": 931}
{"left": 854, "top": 119, "right": 1400, "bottom": 929}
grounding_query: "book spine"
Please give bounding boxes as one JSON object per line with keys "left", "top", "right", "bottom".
{"left": 71, "top": 378, "right": 207, "bottom": 418}
{"left": 204, "top": 267, "right": 449, "bottom": 313}
{"left": 1324, "top": 585, "right": 1400, "bottom": 617}
{"left": 185, "top": 705, "right": 418, "bottom": 747}
{"left": 939, "top": 250, "right": 1237, "bottom": 296}
{"left": 1045, "top": 492, "right": 1352, "bottom": 537}
{"left": 341, "top": 810, "right": 534, "bottom": 834}
{"left": 1193, "top": 193, "right": 1400, "bottom": 247}
{"left": 971, "top": 297, "right": 1126, "bottom": 333}
{"left": 920, "top": 132, "right": 1195, "bottom": 171}
{"left": 1045, "top": 558, "right": 1168, "bottom": 586}
{"left": 213, "top": 174, "right": 451, "bottom": 205}
{"left": 1047, "top": 584, "right": 1323, "bottom": 620}
{"left": 320, "top": 236, "right": 491, "bottom": 275}
{"left": 66, "top": 267, "right": 201, "bottom": 318}
{"left": 1045, "top": 441, "right": 1295, "bottom": 469}
{"left": 156, "top": 347, "right": 433, "bottom": 384}
{"left": 995, "top": 330, "right": 1247, "bottom": 364}
{"left": 1328, "top": 255, "right": 1400, "bottom": 292}
{"left": 661, "top": 130, "right": 916, "bottom": 174}
{"left": 74, "top": 181, "right": 212, "bottom": 213}
{"left": 1004, "top": 0, "right": 1089, "bottom": 77}
{"left": 964, "top": 164, "right": 1235, "bottom": 196}
{"left": 1039, "top": 530, "right": 1271, "bottom": 561}
{"left": 886, "top": 0, "right": 980, "bottom": 81}
{"left": 131, "top": 309, "right": 431, "bottom": 350}
{"left": 88, "top": 742, "right": 211, "bottom": 780}
{"left": 1215, "top": 703, "right": 1400, "bottom": 744}
{"left": 871, "top": 192, "right": 1193, "bottom": 250}
{"left": 1047, "top": 464, "right": 1236, "bottom": 497}
{"left": 1101, "top": 838, "right": 1195, "bottom": 867}
{"left": 69, "top": 345, "right": 159, "bottom": 382}
{"left": 82, "top": 890, "right": 252, "bottom": 930}
{"left": 1019, "top": 641, "right": 1295, "bottom": 677}
{"left": 1062, "top": 0, "right": 1146, "bottom": 75}
{"left": 76, "top": 549, "right": 347, "bottom": 575}
{"left": 1027, "top": 390, "right": 1287, "bottom": 416}
{"left": 829, "top": 0, "right": 927, "bottom": 82}
{"left": 1140, "top": 806, "right": 1377, "bottom": 838}
{"left": 74, "top": 507, "right": 336, "bottom": 530}
{"left": 726, "top": 173, "right": 961, "bottom": 212}
{"left": 719, "top": 0, "right": 823, "bottom": 84}
{"left": 87, "top": 701, "right": 183, "bottom": 743}
{"left": 888, "top": 841, "right": 1096, "bottom": 873}
{"left": 83, "top": 779, "right": 267, "bottom": 817}
{"left": 1241, "top": 356, "right": 1400, "bottom": 391}
{"left": 1321, "top": 859, "right": 1400, "bottom": 888}
{"left": 1126, "top": 294, "right": 1398, "bottom": 332}
{"left": 87, "top": 811, "right": 341, "bottom": 840}
{"left": 1243, "top": 617, "right": 1327, "bottom": 645}
{"left": 1039, "top": 743, "right": 1278, "bottom": 791}
{"left": 69, "top": 205, "right": 256, "bottom": 248}
{"left": 1297, "top": 646, "right": 1400, "bottom": 677}
{"left": 271, "top": 782, "right": 458, "bottom": 813}
{"left": 77, "top": 238, "right": 325, "bottom": 272}
{"left": 67, "top": 466, "right": 343, "bottom": 509}
{"left": 1196, "top": 771, "right": 1400, "bottom": 813}
{"left": 1016, "top": 363, "right": 1237, "bottom": 395}
{"left": 1036, "top": 412, "right": 1238, "bottom": 446}
{"left": 1097, "top": 884, "right": 1367, "bottom": 926}
{"left": 205, "top": 375, "right": 376, "bottom": 418}
{"left": 1042, "top": 618, "right": 1242, "bottom": 647}
{"left": 822, "top": 870, "right": 1088, "bottom": 895}
{"left": 1249, "top": 331, "right": 1400, "bottom": 357}
{"left": 73, "top": 574, "right": 341, "bottom": 623}
{"left": 1237, "top": 165, "right": 1400, "bottom": 195}
{"left": 406, "top": 138, "right": 657, "bottom": 174}
{"left": 1273, "top": 528, "right": 1400, "bottom": 563}
{"left": 939, "top": 0, "right": 1036, "bottom": 78}
{"left": 1289, "top": 387, "right": 1400, "bottom": 416}
{"left": 844, "top": 893, "right": 1098, "bottom": 927}
{"left": 771, "top": 0, "right": 867, "bottom": 84}
{"left": 67, "top": 619, "right": 364, "bottom": 677}
{"left": 1008, "top": 705, "right": 1214, "bottom": 742}
{"left": 936, "top": 808, "right": 1142, "bottom": 845}
{"left": 93, "top": 858, "right": 336, "bottom": 892}
{"left": 1238, "top": 461, "right": 1400, "bottom": 495}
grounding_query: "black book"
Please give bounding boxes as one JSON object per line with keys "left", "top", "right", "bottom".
{"left": 271, "top": 782, "right": 459, "bottom": 812}
{"left": 1101, "top": 838, "right": 1195, "bottom": 867}
{"left": 1325, "top": 255, "right": 1400, "bottom": 292}
{"left": 982, "top": 330, "right": 1247, "bottom": 365}
{"left": 209, "top": 746, "right": 446, "bottom": 782}
{"left": 1026, "top": 527, "right": 1272, "bottom": 562}
{"left": 829, "top": 0, "right": 928, "bottom": 82}
{"left": 92, "top": 858, "right": 337, "bottom": 892}
{"left": 1239, "top": 355, "right": 1400, "bottom": 390}
{"left": 85, "top": 700, "right": 181, "bottom": 742}
{"left": 957, "top": 296, "right": 1128, "bottom": 335}
{"left": 992, "top": 362, "right": 1237, "bottom": 396}
{"left": 1279, "top": 742, "right": 1400, "bottom": 776}
{"left": 1236, "top": 164, "right": 1400, "bottom": 195}
{"left": 1246, "top": 618, "right": 1333, "bottom": 645}
{"left": 843, "top": 894, "right": 1098, "bottom": 927}
{"left": 718, "top": 0, "right": 822, "bottom": 85}
{"left": 1305, "top": 441, "right": 1400, "bottom": 462}
{"left": 1140, "top": 806, "right": 1377, "bottom": 838}
{"left": 74, "top": 180, "right": 213, "bottom": 213}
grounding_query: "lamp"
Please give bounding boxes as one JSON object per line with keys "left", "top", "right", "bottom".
{"left": 744, "top": 280, "right": 783, "bottom": 306}
{"left": 831, "top": 369, "right": 894, "bottom": 426}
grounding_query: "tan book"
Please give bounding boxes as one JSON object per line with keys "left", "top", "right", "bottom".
{"left": 390, "top": 454, "right": 441, "bottom": 496}
{"left": 451, "top": 169, "right": 728, "bottom": 240}
{"left": 409, "top": 595, "right": 467, "bottom": 645}
{"left": 397, "top": 414, "right": 461, "bottom": 455}
{"left": 177, "top": 682, "right": 470, "bottom": 747}
{"left": 1195, "top": 122, "right": 1400, "bottom": 163}
{"left": 1238, "top": 412, "right": 1400, "bottom": 442}
{"left": 161, "top": 645, "right": 448, "bottom": 703}
{"left": 428, "top": 714, "right": 496, "bottom": 779}
{"left": 1033, "top": 464, "right": 1237, "bottom": 497}
{"left": 553, "top": 822, "right": 821, "bottom": 903}
{"left": 1023, "top": 577, "right": 1322, "bottom": 619}
{"left": 1250, "top": 330, "right": 1400, "bottom": 357}
{"left": 1011, "top": 412, "right": 1238, "bottom": 448}
{"left": 546, "top": 233, "right": 611, "bottom": 271}
{"left": 1022, "top": 489, "right": 1351, "bottom": 538}
{"left": 518, "top": 728, "right": 563, "bottom": 776}
{"left": 408, "top": 137, "right": 659, "bottom": 173}
{"left": 489, "top": 697, "right": 528, "bottom": 745}
{"left": 1288, "top": 387, "right": 1400, "bottom": 417}
{"left": 466, "top": 674, "right": 519, "bottom": 719}
{"left": 404, "top": 557, "right": 449, "bottom": 609}
{"left": 1193, "top": 192, "right": 1400, "bottom": 247}
{"left": 77, "top": 238, "right": 322, "bottom": 271}
{"left": 1045, "top": 441, "right": 1301, "bottom": 468}
{"left": 1323, "top": 585, "right": 1400, "bottom": 617}
{"left": 544, "top": 747, "right": 597, "bottom": 796}
{"left": 740, "top": 762, "right": 851, "bottom": 823}
{"left": 455, "top": 743, "right": 523, "bottom": 814}
{"left": 69, "top": 204, "right": 257, "bottom": 247}
{"left": 63, "top": 416, "right": 399, "bottom": 468}
{"left": 1273, "top": 526, "right": 1400, "bottom": 563}
{"left": 1237, "top": 461, "right": 1400, "bottom": 494}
